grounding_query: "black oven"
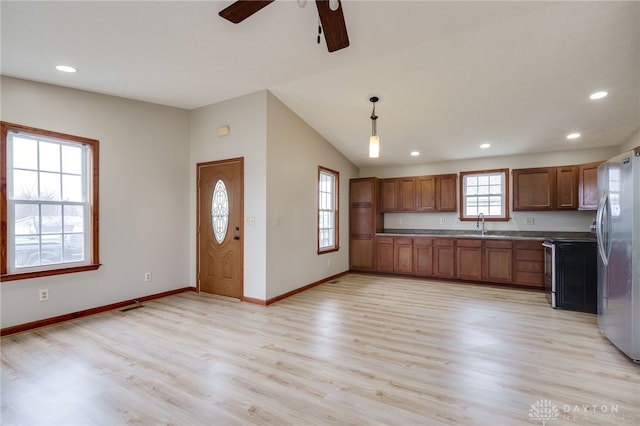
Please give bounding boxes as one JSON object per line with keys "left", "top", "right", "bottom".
{"left": 542, "top": 238, "right": 597, "bottom": 313}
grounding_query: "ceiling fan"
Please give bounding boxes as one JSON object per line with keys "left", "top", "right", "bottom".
{"left": 219, "top": 0, "right": 349, "bottom": 52}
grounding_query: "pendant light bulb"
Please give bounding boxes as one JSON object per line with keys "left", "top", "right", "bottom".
{"left": 368, "top": 96, "right": 380, "bottom": 158}
{"left": 297, "top": 0, "right": 307, "bottom": 8}
{"left": 329, "top": 0, "right": 340, "bottom": 11}
{"left": 369, "top": 136, "right": 380, "bottom": 158}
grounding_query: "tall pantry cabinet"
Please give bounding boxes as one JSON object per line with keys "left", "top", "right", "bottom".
{"left": 349, "top": 178, "right": 383, "bottom": 271}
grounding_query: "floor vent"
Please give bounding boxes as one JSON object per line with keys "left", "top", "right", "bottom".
{"left": 120, "top": 303, "right": 144, "bottom": 312}
{"left": 329, "top": 280, "right": 341, "bottom": 284}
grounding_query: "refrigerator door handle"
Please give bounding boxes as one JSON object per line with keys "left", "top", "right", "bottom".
{"left": 596, "top": 190, "right": 609, "bottom": 265}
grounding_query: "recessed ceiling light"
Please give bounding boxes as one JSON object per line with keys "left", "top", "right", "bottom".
{"left": 589, "top": 91, "right": 608, "bottom": 100}
{"left": 55, "top": 65, "right": 77, "bottom": 73}
{"left": 410, "top": 151, "right": 420, "bottom": 156}
{"left": 567, "top": 132, "right": 581, "bottom": 140}
{"left": 480, "top": 143, "right": 491, "bottom": 149}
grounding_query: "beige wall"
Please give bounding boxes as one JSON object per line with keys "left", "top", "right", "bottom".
{"left": 189, "top": 90, "right": 358, "bottom": 301}
{"left": 0, "top": 77, "right": 191, "bottom": 328}
{"left": 189, "top": 91, "right": 269, "bottom": 300}
{"left": 265, "top": 92, "right": 358, "bottom": 299}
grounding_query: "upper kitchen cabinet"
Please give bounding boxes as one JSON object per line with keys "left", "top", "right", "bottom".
{"left": 512, "top": 167, "right": 556, "bottom": 211}
{"left": 416, "top": 176, "right": 436, "bottom": 211}
{"left": 435, "top": 174, "right": 457, "bottom": 212}
{"left": 513, "top": 163, "right": 604, "bottom": 211}
{"left": 578, "top": 161, "right": 602, "bottom": 210}
{"left": 350, "top": 178, "right": 382, "bottom": 271}
{"left": 512, "top": 166, "right": 578, "bottom": 211}
{"left": 381, "top": 177, "right": 416, "bottom": 212}
{"left": 384, "top": 174, "right": 457, "bottom": 213}
{"left": 555, "top": 165, "right": 578, "bottom": 210}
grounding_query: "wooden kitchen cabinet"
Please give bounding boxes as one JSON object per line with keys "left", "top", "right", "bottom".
{"left": 483, "top": 240, "right": 513, "bottom": 283}
{"left": 555, "top": 165, "right": 578, "bottom": 210}
{"left": 394, "top": 237, "right": 414, "bottom": 274}
{"left": 349, "top": 178, "right": 382, "bottom": 271}
{"left": 512, "top": 167, "right": 555, "bottom": 210}
{"left": 513, "top": 165, "right": 579, "bottom": 211}
{"left": 382, "top": 174, "right": 456, "bottom": 213}
{"left": 375, "top": 236, "right": 395, "bottom": 273}
{"left": 433, "top": 239, "right": 455, "bottom": 278}
{"left": 381, "top": 177, "right": 416, "bottom": 212}
{"left": 413, "top": 237, "right": 433, "bottom": 276}
{"left": 578, "top": 161, "right": 601, "bottom": 210}
{"left": 416, "top": 176, "right": 436, "bottom": 212}
{"left": 375, "top": 236, "right": 413, "bottom": 274}
{"left": 455, "top": 239, "right": 482, "bottom": 281}
{"left": 380, "top": 179, "right": 398, "bottom": 212}
{"left": 368, "top": 232, "right": 543, "bottom": 288}
{"left": 513, "top": 240, "right": 545, "bottom": 287}
{"left": 435, "top": 174, "right": 457, "bottom": 212}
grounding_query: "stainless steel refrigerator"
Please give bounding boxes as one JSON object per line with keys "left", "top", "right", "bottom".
{"left": 596, "top": 147, "right": 640, "bottom": 362}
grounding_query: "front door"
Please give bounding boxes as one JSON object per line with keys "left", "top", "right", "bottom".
{"left": 197, "top": 158, "right": 243, "bottom": 298}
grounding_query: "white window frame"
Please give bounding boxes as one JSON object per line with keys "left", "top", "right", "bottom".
{"left": 317, "top": 166, "right": 339, "bottom": 254}
{"left": 459, "top": 168, "right": 510, "bottom": 221}
{"left": 1, "top": 122, "right": 100, "bottom": 281}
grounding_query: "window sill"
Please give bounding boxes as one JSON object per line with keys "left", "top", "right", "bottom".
{"left": 318, "top": 247, "right": 340, "bottom": 255}
{"left": 459, "top": 217, "right": 510, "bottom": 222}
{"left": 1, "top": 264, "right": 101, "bottom": 282}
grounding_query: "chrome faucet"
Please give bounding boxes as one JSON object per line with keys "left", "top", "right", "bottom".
{"left": 477, "top": 212, "right": 486, "bottom": 236}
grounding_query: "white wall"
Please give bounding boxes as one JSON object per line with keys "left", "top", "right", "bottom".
{"left": 620, "top": 126, "right": 640, "bottom": 152}
{"left": 189, "top": 91, "right": 268, "bottom": 300}
{"left": 265, "top": 93, "right": 358, "bottom": 300}
{"left": 360, "top": 146, "right": 619, "bottom": 233}
{"left": 0, "top": 77, "right": 191, "bottom": 328}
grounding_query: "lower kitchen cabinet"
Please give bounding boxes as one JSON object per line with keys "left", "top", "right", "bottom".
{"left": 350, "top": 238, "right": 376, "bottom": 271}
{"left": 513, "top": 240, "right": 545, "bottom": 287}
{"left": 413, "top": 238, "right": 433, "bottom": 276}
{"left": 394, "top": 238, "right": 414, "bottom": 274}
{"left": 376, "top": 236, "right": 413, "bottom": 274}
{"left": 375, "top": 236, "right": 395, "bottom": 273}
{"left": 483, "top": 240, "right": 513, "bottom": 283}
{"left": 371, "top": 235, "right": 544, "bottom": 288}
{"left": 455, "top": 239, "right": 482, "bottom": 281}
{"left": 433, "top": 239, "right": 455, "bottom": 278}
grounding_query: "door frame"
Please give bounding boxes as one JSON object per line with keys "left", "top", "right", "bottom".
{"left": 196, "top": 157, "right": 244, "bottom": 296}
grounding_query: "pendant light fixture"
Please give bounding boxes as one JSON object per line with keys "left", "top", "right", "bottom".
{"left": 369, "top": 96, "right": 380, "bottom": 158}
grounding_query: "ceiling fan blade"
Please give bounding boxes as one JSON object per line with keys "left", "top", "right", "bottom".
{"left": 219, "top": 0, "right": 275, "bottom": 24}
{"left": 315, "top": 0, "right": 349, "bottom": 52}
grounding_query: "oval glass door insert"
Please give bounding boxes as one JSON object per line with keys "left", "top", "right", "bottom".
{"left": 211, "top": 179, "right": 229, "bottom": 244}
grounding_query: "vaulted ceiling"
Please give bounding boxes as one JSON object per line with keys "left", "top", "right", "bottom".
{"left": 2, "top": 1, "right": 639, "bottom": 167}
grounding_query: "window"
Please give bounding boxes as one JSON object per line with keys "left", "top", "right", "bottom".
{"left": 459, "top": 168, "right": 509, "bottom": 221}
{"left": 318, "top": 166, "right": 339, "bottom": 253}
{"left": 1, "top": 122, "right": 100, "bottom": 281}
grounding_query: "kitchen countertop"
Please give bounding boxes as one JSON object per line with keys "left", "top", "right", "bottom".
{"left": 379, "top": 229, "right": 597, "bottom": 241}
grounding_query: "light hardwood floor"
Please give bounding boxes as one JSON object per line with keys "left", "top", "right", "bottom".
{"left": 1, "top": 274, "right": 638, "bottom": 425}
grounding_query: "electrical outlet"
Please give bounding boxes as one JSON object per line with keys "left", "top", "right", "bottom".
{"left": 39, "top": 288, "right": 49, "bottom": 302}
{"left": 144, "top": 272, "right": 152, "bottom": 282}
{"left": 440, "top": 217, "right": 446, "bottom": 224}
{"left": 525, "top": 217, "right": 535, "bottom": 225}
{"left": 327, "top": 259, "right": 332, "bottom": 267}
{"left": 397, "top": 218, "right": 402, "bottom": 225}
